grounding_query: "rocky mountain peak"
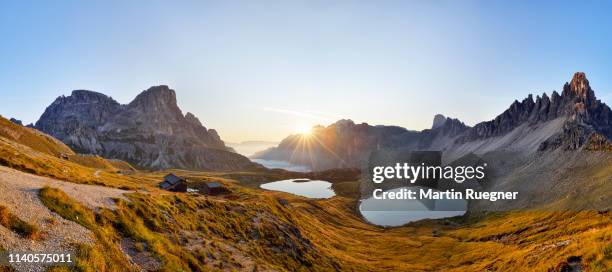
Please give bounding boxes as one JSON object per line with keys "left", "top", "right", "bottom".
{"left": 431, "top": 114, "right": 447, "bottom": 129}
{"left": 36, "top": 89, "right": 122, "bottom": 134}
{"left": 36, "top": 86, "right": 258, "bottom": 171}
{"left": 458, "top": 72, "right": 611, "bottom": 144}
{"left": 257, "top": 73, "right": 610, "bottom": 171}
{"left": 45, "top": 90, "right": 121, "bottom": 110}
{"left": 330, "top": 119, "right": 357, "bottom": 132}
{"left": 568, "top": 72, "right": 592, "bottom": 99}
{"left": 70, "top": 89, "right": 114, "bottom": 101}
{"left": 129, "top": 85, "right": 179, "bottom": 111}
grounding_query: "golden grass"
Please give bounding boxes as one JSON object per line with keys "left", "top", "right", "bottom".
{"left": 66, "top": 154, "right": 135, "bottom": 173}
{"left": 0, "top": 205, "right": 40, "bottom": 240}
{"left": 0, "top": 116, "right": 73, "bottom": 157}
{"left": 447, "top": 211, "right": 611, "bottom": 271}
{"left": 289, "top": 196, "right": 611, "bottom": 271}
{"left": 28, "top": 166, "right": 612, "bottom": 271}
{"left": 0, "top": 115, "right": 140, "bottom": 189}
{"left": 39, "top": 186, "right": 135, "bottom": 272}
{"left": 0, "top": 138, "right": 142, "bottom": 189}
{"left": 80, "top": 167, "right": 612, "bottom": 272}
{"left": 17, "top": 175, "right": 612, "bottom": 272}
{"left": 0, "top": 115, "right": 609, "bottom": 271}
{"left": 38, "top": 186, "right": 340, "bottom": 271}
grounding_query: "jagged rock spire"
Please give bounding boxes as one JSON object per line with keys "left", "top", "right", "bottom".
{"left": 570, "top": 72, "right": 591, "bottom": 98}
{"left": 563, "top": 72, "right": 596, "bottom": 102}
{"left": 459, "top": 72, "right": 611, "bottom": 143}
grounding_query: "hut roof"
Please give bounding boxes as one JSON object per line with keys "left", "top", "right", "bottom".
{"left": 160, "top": 173, "right": 186, "bottom": 189}
{"left": 164, "top": 174, "right": 184, "bottom": 184}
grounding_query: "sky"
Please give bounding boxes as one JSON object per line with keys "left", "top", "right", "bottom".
{"left": 1, "top": 0, "right": 612, "bottom": 142}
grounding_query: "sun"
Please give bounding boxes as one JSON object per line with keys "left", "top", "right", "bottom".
{"left": 296, "top": 124, "right": 312, "bottom": 136}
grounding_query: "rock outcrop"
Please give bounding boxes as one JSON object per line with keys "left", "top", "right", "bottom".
{"left": 9, "top": 118, "right": 23, "bottom": 126}
{"left": 35, "top": 86, "right": 259, "bottom": 171}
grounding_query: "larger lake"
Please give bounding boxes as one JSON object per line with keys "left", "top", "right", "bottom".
{"left": 260, "top": 179, "right": 335, "bottom": 199}
{"left": 359, "top": 186, "right": 467, "bottom": 227}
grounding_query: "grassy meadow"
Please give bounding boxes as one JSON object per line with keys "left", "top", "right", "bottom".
{"left": 0, "top": 115, "right": 609, "bottom": 271}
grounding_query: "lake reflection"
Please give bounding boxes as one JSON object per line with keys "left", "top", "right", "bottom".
{"left": 359, "top": 186, "right": 467, "bottom": 227}
{"left": 260, "top": 179, "right": 335, "bottom": 199}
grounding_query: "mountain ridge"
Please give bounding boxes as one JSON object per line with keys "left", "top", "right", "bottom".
{"left": 254, "top": 72, "right": 611, "bottom": 170}
{"left": 35, "top": 86, "right": 259, "bottom": 171}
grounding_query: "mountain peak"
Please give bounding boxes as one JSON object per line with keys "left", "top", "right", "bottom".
{"left": 128, "top": 85, "right": 182, "bottom": 116}
{"left": 64, "top": 90, "right": 118, "bottom": 105}
{"left": 132, "top": 85, "right": 176, "bottom": 104}
{"left": 564, "top": 72, "right": 595, "bottom": 102}
{"left": 36, "top": 86, "right": 256, "bottom": 170}
{"left": 71, "top": 89, "right": 105, "bottom": 96}
{"left": 146, "top": 84, "right": 172, "bottom": 93}
{"left": 334, "top": 119, "right": 355, "bottom": 126}
{"left": 36, "top": 89, "right": 122, "bottom": 131}
{"left": 570, "top": 72, "right": 590, "bottom": 97}
{"left": 432, "top": 114, "right": 447, "bottom": 129}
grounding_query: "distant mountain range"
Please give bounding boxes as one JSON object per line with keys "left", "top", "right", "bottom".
{"left": 27, "top": 72, "right": 612, "bottom": 198}
{"left": 252, "top": 116, "right": 470, "bottom": 169}
{"left": 253, "top": 72, "right": 611, "bottom": 210}
{"left": 34, "top": 86, "right": 260, "bottom": 171}
{"left": 254, "top": 72, "right": 611, "bottom": 169}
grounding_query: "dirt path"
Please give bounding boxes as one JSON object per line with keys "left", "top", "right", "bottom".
{"left": 0, "top": 166, "right": 130, "bottom": 272}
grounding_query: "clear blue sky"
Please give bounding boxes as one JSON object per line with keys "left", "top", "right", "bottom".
{"left": 1, "top": 0, "right": 611, "bottom": 142}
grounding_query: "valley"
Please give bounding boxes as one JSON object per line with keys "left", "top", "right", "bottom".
{"left": 0, "top": 116, "right": 609, "bottom": 271}
{"left": 0, "top": 72, "right": 610, "bottom": 271}
{"left": 0, "top": 158, "right": 608, "bottom": 271}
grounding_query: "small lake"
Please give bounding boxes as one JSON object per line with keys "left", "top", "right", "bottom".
{"left": 260, "top": 179, "right": 335, "bottom": 199}
{"left": 251, "top": 159, "right": 311, "bottom": 172}
{"left": 359, "top": 186, "right": 467, "bottom": 227}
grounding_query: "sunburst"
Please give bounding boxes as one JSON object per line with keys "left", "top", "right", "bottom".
{"left": 295, "top": 124, "right": 312, "bottom": 136}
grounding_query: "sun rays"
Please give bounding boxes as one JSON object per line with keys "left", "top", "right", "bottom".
{"left": 295, "top": 124, "right": 313, "bottom": 136}
{"left": 286, "top": 126, "right": 348, "bottom": 170}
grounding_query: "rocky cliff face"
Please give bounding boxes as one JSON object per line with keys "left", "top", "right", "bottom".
{"left": 35, "top": 86, "right": 258, "bottom": 171}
